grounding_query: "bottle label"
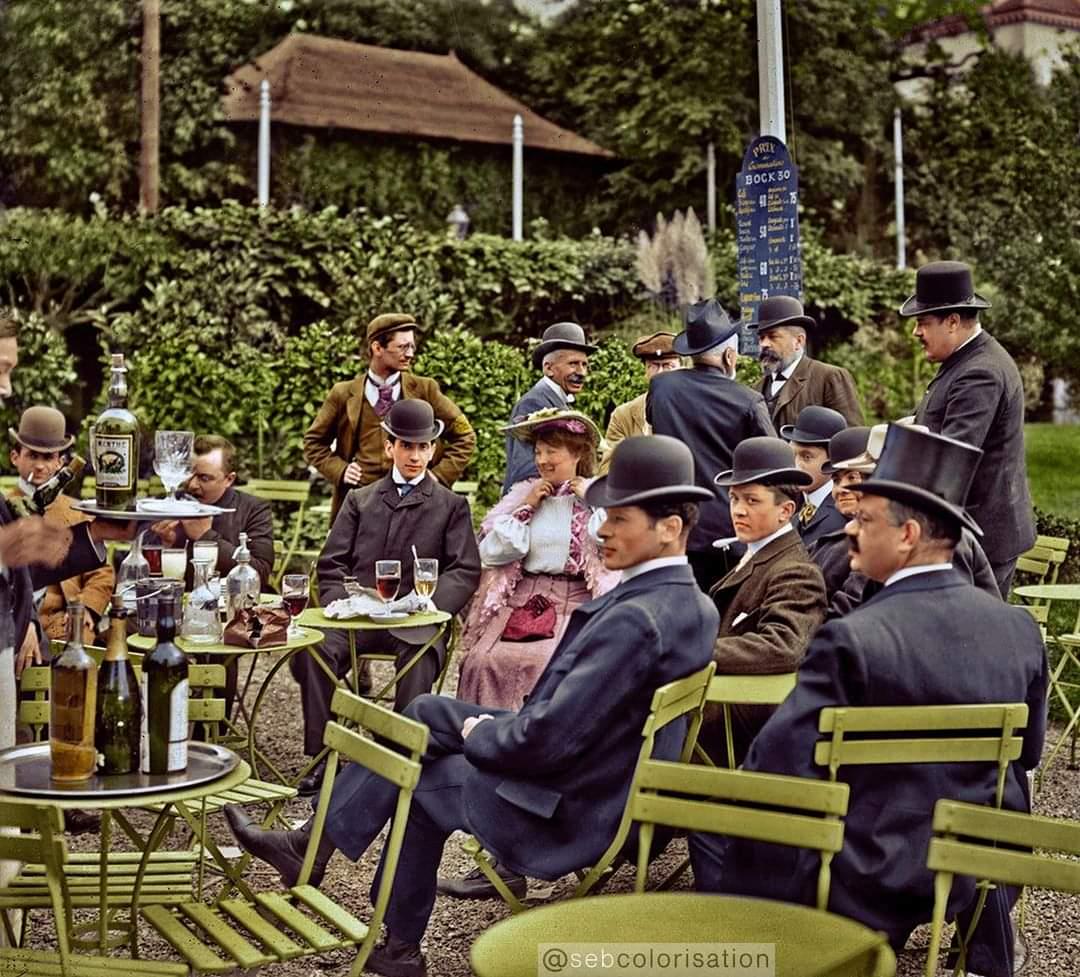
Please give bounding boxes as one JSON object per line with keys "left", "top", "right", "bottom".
{"left": 141, "top": 675, "right": 189, "bottom": 772}
{"left": 94, "top": 434, "right": 135, "bottom": 490}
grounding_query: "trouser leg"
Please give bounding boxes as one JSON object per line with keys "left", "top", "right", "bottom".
{"left": 955, "top": 882, "right": 1019, "bottom": 977}
{"left": 991, "top": 559, "right": 1017, "bottom": 601}
{"left": 290, "top": 629, "right": 351, "bottom": 756}
{"left": 392, "top": 637, "right": 445, "bottom": 712}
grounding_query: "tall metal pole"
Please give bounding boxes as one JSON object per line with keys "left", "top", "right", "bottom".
{"left": 706, "top": 142, "right": 716, "bottom": 233}
{"left": 139, "top": 0, "right": 160, "bottom": 214}
{"left": 893, "top": 106, "right": 907, "bottom": 270}
{"left": 756, "top": 0, "right": 786, "bottom": 140}
{"left": 512, "top": 114, "right": 524, "bottom": 241}
{"left": 258, "top": 79, "right": 271, "bottom": 207}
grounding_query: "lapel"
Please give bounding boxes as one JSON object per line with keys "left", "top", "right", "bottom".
{"left": 803, "top": 493, "right": 837, "bottom": 534}
{"left": 344, "top": 376, "right": 367, "bottom": 456}
{"left": 379, "top": 472, "right": 433, "bottom": 512}
{"left": 772, "top": 356, "right": 810, "bottom": 417}
{"left": 711, "top": 529, "right": 800, "bottom": 595}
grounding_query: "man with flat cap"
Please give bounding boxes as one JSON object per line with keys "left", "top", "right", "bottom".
{"left": 904, "top": 260, "right": 1035, "bottom": 597}
{"left": 503, "top": 322, "right": 598, "bottom": 494}
{"left": 780, "top": 405, "right": 850, "bottom": 549}
{"left": 647, "top": 298, "right": 775, "bottom": 591}
{"left": 226, "top": 435, "right": 719, "bottom": 977}
{"left": 598, "top": 332, "right": 681, "bottom": 475}
{"left": 690, "top": 424, "right": 1046, "bottom": 977}
{"left": 304, "top": 312, "right": 476, "bottom": 521}
{"left": 752, "top": 295, "right": 863, "bottom": 430}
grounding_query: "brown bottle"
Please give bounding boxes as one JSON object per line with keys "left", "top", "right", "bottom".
{"left": 50, "top": 602, "right": 99, "bottom": 782}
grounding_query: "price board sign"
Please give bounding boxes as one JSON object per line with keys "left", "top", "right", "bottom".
{"left": 735, "top": 136, "right": 802, "bottom": 355}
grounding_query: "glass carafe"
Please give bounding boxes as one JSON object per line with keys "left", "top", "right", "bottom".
{"left": 117, "top": 530, "right": 151, "bottom": 615}
{"left": 182, "top": 559, "right": 221, "bottom": 644}
{"left": 224, "top": 532, "right": 261, "bottom": 623}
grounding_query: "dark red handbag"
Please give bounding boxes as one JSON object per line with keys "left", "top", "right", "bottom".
{"left": 500, "top": 594, "right": 557, "bottom": 642}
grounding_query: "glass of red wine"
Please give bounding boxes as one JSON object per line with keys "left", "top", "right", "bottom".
{"left": 374, "top": 560, "right": 402, "bottom": 616}
{"left": 281, "top": 573, "right": 310, "bottom": 638}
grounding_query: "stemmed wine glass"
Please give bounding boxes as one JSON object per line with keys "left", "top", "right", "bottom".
{"left": 282, "top": 574, "right": 310, "bottom": 638}
{"left": 414, "top": 558, "right": 438, "bottom": 612}
{"left": 374, "top": 561, "right": 402, "bottom": 616}
{"left": 154, "top": 430, "right": 195, "bottom": 498}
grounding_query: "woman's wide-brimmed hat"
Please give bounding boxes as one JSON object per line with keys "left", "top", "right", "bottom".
{"left": 501, "top": 408, "right": 600, "bottom": 448}
{"left": 857, "top": 424, "right": 983, "bottom": 536}
{"left": 748, "top": 295, "right": 816, "bottom": 333}
{"left": 898, "top": 261, "right": 991, "bottom": 317}
{"left": 779, "top": 405, "right": 848, "bottom": 446}
{"left": 9, "top": 405, "right": 74, "bottom": 452}
{"left": 830, "top": 420, "right": 929, "bottom": 474}
{"left": 713, "top": 437, "right": 812, "bottom": 488}
{"left": 673, "top": 298, "right": 739, "bottom": 356}
{"left": 531, "top": 322, "right": 599, "bottom": 370}
{"left": 821, "top": 426, "right": 873, "bottom": 475}
{"left": 586, "top": 435, "right": 713, "bottom": 508}
{"left": 380, "top": 399, "right": 444, "bottom": 442}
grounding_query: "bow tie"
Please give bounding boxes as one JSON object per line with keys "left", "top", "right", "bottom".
{"left": 799, "top": 502, "right": 817, "bottom": 526}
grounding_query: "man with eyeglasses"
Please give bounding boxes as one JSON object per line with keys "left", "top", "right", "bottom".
{"left": 304, "top": 314, "right": 476, "bottom": 522}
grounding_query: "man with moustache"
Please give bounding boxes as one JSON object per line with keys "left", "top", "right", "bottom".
{"left": 752, "top": 296, "right": 863, "bottom": 431}
{"left": 691, "top": 425, "right": 1046, "bottom": 977}
{"left": 503, "top": 322, "right": 597, "bottom": 494}
{"left": 226, "top": 436, "right": 718, "bottom": 977}
{"left": 904, "top": 261, "right": 1035, "bottom": 597}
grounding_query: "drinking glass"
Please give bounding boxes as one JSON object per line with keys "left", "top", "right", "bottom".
{"left": 282, "top": 573, "right": 310, "bottom": 638}
{"left": 192, "top": 540, "right": 218, "bottom": 565}
{"left": 414, "top": 558, "right": 438, "bottom": 611}
{"left": 374, "top": 560, "right": 402, "bottom": 616}
{"left": 154, "top": 430, "right": 195, "bottom": 497}
{"left": 143, "top": 544, "right": 163, "bottom": 576}
{"left": 161, "top": 547, "right": 187, "bottom": 581}
{"left": 342, "top": 576, "right": 364, "bottom": 599}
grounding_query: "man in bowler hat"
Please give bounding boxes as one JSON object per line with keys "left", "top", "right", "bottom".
{"left": 752, "top": 296, "right": 863, "bottom": 430}
{"left": 904, "top": 260, "right": 1035, "bottom": 597}
{"left": 647, "top": 298, "right": 775, "bottom": 591}
{"left": 503, "top": 321, "right": 598, "bottom": 494}
{"left": 304, "top": 313, "right": 476, "bottom": 521}
{"left": 226, "top": 436, "right": 719, "bottom": 977}
{"left": 780, "top": 405, "right": 850, "bottom": 549}
{"left": 690, "top": 425, "right": 1046, "bottom": 977}
{"left": 291, "top": 399, "right": 481, "bottom": 794}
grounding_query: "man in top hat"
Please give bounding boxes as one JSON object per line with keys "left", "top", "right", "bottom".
{"left": 780, "top": 405, "right": 850, "bottom": 549}
{"left": 752, "top": 296, "right": 863, "bottom": 430}
{"left": 304, "top": 313, "right": 476, "bottom": 521}
{"left": 690, "top": 424, "right": 1047, "bottom": 977}
{"left": 598, "top": 332, "right": 681, "bottom": 476}
{"left": 502, "top": 322, "right": 598, "bottom": 494}
{"left": 700, "top": 437, "right": 826, "bottom": 764}
{"left": 647, "top": 298, "right": 776, "bottom": 592}
{"left": 290, "top": 399, "right": 481, "bottom": 794}
{"left": 226, "top": 435, "right": 719, "bottom": 977}
{"left": 904, "top": 260, "right": 1035, "bottom": 597}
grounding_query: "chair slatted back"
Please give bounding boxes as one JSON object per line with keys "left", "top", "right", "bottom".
{"left": 629, "top": 759, "right": 849, "bottom": 910}
{"left": 698, "top": 671, "right": 798, "bottom": 767}
{"left": 1034, "top": 535, "right": 1071, "bottom": 586}
{"left": 246, "top": 479, "right": 311, "bottom": 588}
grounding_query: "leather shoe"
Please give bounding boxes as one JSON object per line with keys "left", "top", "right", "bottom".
{"left": 297, "top": 757, "right": 327, "bottom": 797}
{"left": 436, "top": 861, "right": 527, "bottom": 900}
{"left": 365, "top": 934, "right": 427, "bottom": 977}
{"left": 223, "top": 805, "right": 334, "bottom": 888}
{"left": 63, "top": 809, "right": 101, "bottom": 835}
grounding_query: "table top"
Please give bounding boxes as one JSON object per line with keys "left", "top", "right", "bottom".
{"left": 297, "top": 607, "right": 451, "bottom": 631}
{"left": 470, "top": 893, "right": 894, "bottom": 977}
{"left": 0, "top": 742, "right": 252, "bottom": 810}
{"left": 1014, "top": 584, "right": 1080, "bottom": 602}
{"left": 128, "top": 624, "right": 323, "bottom": 656}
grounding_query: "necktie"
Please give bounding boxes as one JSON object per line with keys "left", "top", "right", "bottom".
{"left": 398, "top": 483, "right": 415, "bottom": 498}
{"left": 373, "top": 381, "right": 396, "bottom": 417}
{"left": 763, "top": 373, "right": 774, "bottom": 402}
{"left": 799, "top": 502, "right": 817, "bottom": 526}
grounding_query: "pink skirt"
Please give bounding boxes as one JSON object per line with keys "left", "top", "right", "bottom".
{"left": 457, "top": 574, "right": 591, "bottom": 711}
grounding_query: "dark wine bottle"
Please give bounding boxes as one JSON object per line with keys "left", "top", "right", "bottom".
{"left": 7, "top": 454, "right": 86, "bottom": 519}
{"left": 96, "top": 595, "right": 142, "bottom": 775}
{"left": 50, "top": 602, "right": 98, "bottom": 782}
{"left": 140, "top": 593, "right": 188, "bottom": 774}
{"left": 92, "top": 353, "right": 139, "bottom": 511}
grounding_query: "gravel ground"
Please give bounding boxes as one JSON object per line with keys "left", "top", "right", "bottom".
{"left": 47, "top": 649, "right": 1080, "bottom": 976}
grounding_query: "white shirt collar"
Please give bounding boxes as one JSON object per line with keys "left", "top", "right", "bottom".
{"left": 391, "top": 467, "right": 427, "bottom": 487}
{"left": 807, "top": 481, "right": 833, "bottom": 508}
{"left": 952, "top": 326, "right": 983, "bottom": 355}
{"left": 368, "top": 369, "right": 401, "bottom": 388}
{"left": 884, "top": 563, "right": 952, "bottom": 588}
{"left": 620, "top": 555, "right": 688, "bottom": 583}
{"left": 746, "top": 521, "right": 794, "bottom": 557}
{"left": 541, "top": 376, "right": 573, "bottom": 404}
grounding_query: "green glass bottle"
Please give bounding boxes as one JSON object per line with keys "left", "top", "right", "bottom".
{"left": 95, "top": 595, "right": 142, "bottom": 775}
{"left": 6, "top": 455, "right": 85, "bottom": 519}
{"left": 140, "top": 593, "right": 188, "bottom": 774}
{"left": 92, "top": 353, "right": 139, "bottom": 511}
{"left": 49, "top": 602, "right": 98, "bottom": 782}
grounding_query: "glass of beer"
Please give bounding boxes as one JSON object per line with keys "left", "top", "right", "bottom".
{"left": 414, "top": 558, "right": 438, "bottom": 612}
{"left": 281, "top": 574, "right": 310, "bottom": 638}
{"left": 374, "top": 560, "right": 402, "bottom": 616}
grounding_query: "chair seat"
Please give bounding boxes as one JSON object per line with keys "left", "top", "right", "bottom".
{"left": 0, "top": 946, "right": 187, "bottom": 976}
{"left": 141, "top": 777, "right": 296, "bottom": 816}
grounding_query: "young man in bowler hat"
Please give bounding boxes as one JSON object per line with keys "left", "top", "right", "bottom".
{"left": 503, "top": 322, "right": 598, "bottom": 494}
{"left": 780, "top": 405, "right": 850, "bottom": 548}
{"left": 647, "top": 298, "right": 775, "bottom": 592}
{"left": 303, "top": 313, "right": 476, "bottom": 522}
{"left": 752, "top": 295, "right": 863, "bottom": 430}
{"left": 291, "top": 399, "right": 481, "bottom": 794}
{"left": 691, "top": 425, "right": 1047, "bottom": 977}
{"left": 700, "top": 437, "right": 826, "bottom": 764}
{"left": 903, "top": 260, "right": 1035, "bottom": 597}
{"left": 598, "top": 331, "right": 681, "bottom": 475}
{"left": 227, "top": 435, "right": 719, "bottom": 977}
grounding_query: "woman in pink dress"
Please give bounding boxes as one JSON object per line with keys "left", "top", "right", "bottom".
{"left": 457, "top": 409, "right": 619, "bottom": 710}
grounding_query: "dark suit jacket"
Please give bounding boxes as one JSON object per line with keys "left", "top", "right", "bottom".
{"left": 798, "top": 492, "right": 847, "bottom": 550}
{"left": 462, "top": 563, "right": 718, "bottom": 879}
{"left": 914, "top": 331, "right": 1035, "bottom": 566}
{"left": 317, "top": 473, "right": 480, "bottom": 618}
{"left": 173, "top": 486, "right": 274, "bottom": 590}
{"left": 502, "top": 379, "right": 568, "bottom": 494}
{"left": 762, "top": 355, "right": 864, "bottom": 430}
{"left": 809, "top": 529, "right": 851, "bottom": 600}
{"left": 647, "top": 366, "right": 776, "bottom": 554}
{"left": 692, "top": 569, "right": 1047, "bottom": 943}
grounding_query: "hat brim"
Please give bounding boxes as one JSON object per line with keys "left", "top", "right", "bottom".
{"left": 672, "top": 328, "right": 738, "bottom": 357}
{"left": 501, "top": 411, "right": 601, "bottom": 446}
{"left": 749, "top": 314, "right": 815, "bottom": 333}
{"left": 821, "top": 454, "right": 876, "bottom": 475}
{"left": 897, "top": 292, "right": 992, "bottom": 317}
{"left": 8, "top": 428, "right": 75, "bottom": 452}
{"left": 379, "top": 418, "right": 444, "bottom": 442}
{"left": 856, "top": 478, "right": 983, "bottom": 536}
{"left": 779, "top": 424, "right": 833, "bottom": 446}
{"left": 584, "top": 477, "right": 714, "bottom": 509}
{"left": 369, "top": 321, "right": 424, "bottom": 346}
{"left": 713, "top": 466, "right": 813, "bottom": 488}
{"left": 531, "top": 340, "right": 599, "bottom": 370}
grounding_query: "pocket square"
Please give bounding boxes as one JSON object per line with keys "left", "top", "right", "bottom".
{"left": 732, "top": 611, "right": 750, "bottom": 627}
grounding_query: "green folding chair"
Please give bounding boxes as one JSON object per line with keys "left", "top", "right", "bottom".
{"left": 245, "top": 478, "right": 311, "bottom": 589}
{"left": 694, "top": 671, "right": 798, "bottom": 768}
{"left": 925, "top": 799, "right": 1080, "bottom": 976}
